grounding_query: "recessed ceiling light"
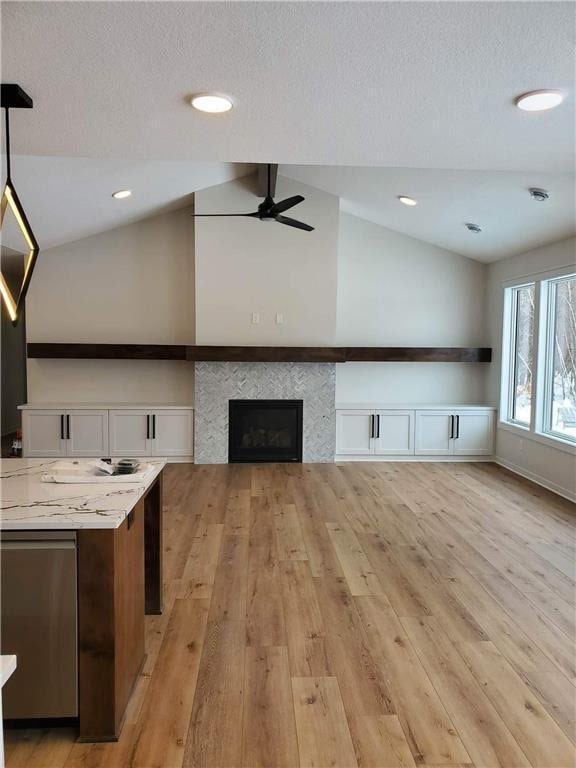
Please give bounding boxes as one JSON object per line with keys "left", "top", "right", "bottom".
{"left": 515, "top": 90, "right": 565, "bottom": 112}
{"left": 465, "top": 223, "right": 482, "bottom": 233}
{"left": 190, "top": 93, "right": 233, "bottom": 113}
{"left": 398, "top": 195, "right": 418, "bottom": 206}
{"left": 112, "top": 189, "right": 132, "bottom": 200}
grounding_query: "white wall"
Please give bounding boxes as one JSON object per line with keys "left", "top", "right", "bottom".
{"left": 195, "top": 176, "right": 339, "bottom": 345}
{"left": 335, "top": 213, "right": 487, "bottom": 403}
{"left": 485, "top": 236, "right": 576, "bottom": 500}
{"left": 27, "top": 208, "right": 195, "bottom": 404}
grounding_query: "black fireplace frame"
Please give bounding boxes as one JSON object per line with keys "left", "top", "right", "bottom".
{"left": 228, "top": 399, "right": 303, "bottom": 463}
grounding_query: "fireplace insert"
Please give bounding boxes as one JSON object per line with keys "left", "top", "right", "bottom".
{"left": 228, "top": 399, "right": 303, "bottom": 463}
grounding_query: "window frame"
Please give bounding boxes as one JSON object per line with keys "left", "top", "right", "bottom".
{"left": 539, "top": 273, "right": 576, "bottom": 445}
{"left": 500, "top": 265, "right": 576, "bottom": 455}
{"left": 503, "top": 282, "right": 536, "bottom": 428}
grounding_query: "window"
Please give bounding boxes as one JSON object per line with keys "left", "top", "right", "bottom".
{"left": 501, "top": 270, "right": 576, "bottom": 448}
{"left": 510, "top": 284, "right": 535, "bottom": 426}
{"left": 543, "top": 275, "right": 576, "bottom": 442}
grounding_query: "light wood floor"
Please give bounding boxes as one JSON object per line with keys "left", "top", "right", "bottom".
{"left": 5, "top": 462, "right": 576, "bottom": 768}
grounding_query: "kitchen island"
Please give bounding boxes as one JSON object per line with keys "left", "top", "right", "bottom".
{"left": 0, "top": 458, "right": 165, "bottom": 742}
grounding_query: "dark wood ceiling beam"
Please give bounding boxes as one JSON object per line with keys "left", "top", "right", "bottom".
{"left": 27, "top": 343, "right": 492, "bottom": 363}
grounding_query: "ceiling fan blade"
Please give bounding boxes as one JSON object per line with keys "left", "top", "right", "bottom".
{"left": 275, "top": 215, "right": 314, "bottom": 232}
{"left": 269, "top": 195, "right": 305, "bottom": 216}
{"left": 192, "top": 212, "right": 259, "bottom": 217}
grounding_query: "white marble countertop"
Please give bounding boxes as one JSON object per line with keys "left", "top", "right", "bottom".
{"left": 0, "top": 655, "right": 17, "bottom": 688}
{"left": 0, "top": 458, "right": 166, "bottom": 530}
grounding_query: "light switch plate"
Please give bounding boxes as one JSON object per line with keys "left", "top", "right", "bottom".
{"left": 275, "top": 312, "right": 285, "bottom": 325}
{"left": 251, "top": 312, "right": 260, "bottom": 325}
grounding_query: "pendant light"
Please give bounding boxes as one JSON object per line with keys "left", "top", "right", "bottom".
{"left": 1, "top": 84, "right": 39, "bottom": 326}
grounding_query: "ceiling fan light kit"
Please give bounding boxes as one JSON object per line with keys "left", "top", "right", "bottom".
{"left": 193, "top": 164, "right": 315, "bottom": 231}
{"left": 0, "top": 83, "right": 39, "bottom": 326}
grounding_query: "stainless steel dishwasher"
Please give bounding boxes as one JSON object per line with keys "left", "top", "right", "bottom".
{"left": 1, "top": 531, "right": 78, "bottom": 718}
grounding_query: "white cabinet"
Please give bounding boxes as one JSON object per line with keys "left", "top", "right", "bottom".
{"left": 151, "top": 410, "right": 194, "bottom": 457}
{"left": 336, "top": 409, "right": 415, "bottom": 456}
{"left": 335, "top": 405, "right": 494, "bottom": 460}
{"left": 108, "top": 409, "right": 194, "bottom": 458}
{"left": 108, "top": 410, "right": 151, "bottom": 457}
{"left": 452, "top": 411, "right": 493, "bottom": 456}
{"left": 414, "top": 411, "right": 453, "bottom": 456}
{"left": 336, "top": 410, "right": 374, "bottom": 454}
{"left": 415, "top": 409, "right": 494, "bottom": 456}
{"left": 374, "top": 410, "right": 414, "bottom": 456}
{"left": 23, "top": 409, "right": 108, "bottom": 458}
{"left": 22, "top": 410, "right": 67, "bottom": 458}
{"left": 67, "top": 410, "right": 109, "bottom": 457}
{"left": 21, "top": 405, "right": 194, "bottom": 460}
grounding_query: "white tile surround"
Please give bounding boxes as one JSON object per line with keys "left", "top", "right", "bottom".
{"left": 194, "top": 362, "right": 336, "bottom": 463}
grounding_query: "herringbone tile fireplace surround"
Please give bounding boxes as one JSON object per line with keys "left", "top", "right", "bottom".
{"left": 194, "top": 362, "right": 336, "bottom": 463}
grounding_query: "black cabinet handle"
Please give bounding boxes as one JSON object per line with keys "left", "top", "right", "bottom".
{"left": 456, "top": 415, "right": 460, "bottom": 439}
{"left": 369, "top": 415, "right": 374, "bottom": 439}
{"left": 60, "top": 414, "right": 65, "bottom": 440}
{"left": 146, "top": 415, "right": 150, "bottom": 440}
{"left": 66, "top": 414, "right": 71, "bottom": 440}
{"left": 152, "top": 414, "right": 156, "bottom": 439}
{"left": 376, "top": 414, "right": 380, "bottom": 439}
{"left": 449, "top": 415, "right": 454, "bottom": 439}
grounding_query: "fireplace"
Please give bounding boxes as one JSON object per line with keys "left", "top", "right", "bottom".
{"left": 228, "top": 399, "right": 303, "bottom": 463}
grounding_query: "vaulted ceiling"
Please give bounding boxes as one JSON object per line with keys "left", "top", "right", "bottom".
{"left": 1, "top": 1, "right": 574, "bottom": 260}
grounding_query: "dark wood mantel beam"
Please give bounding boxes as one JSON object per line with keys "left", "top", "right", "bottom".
{"left": 27, "top": 343, "right": 492, "bottom": 363}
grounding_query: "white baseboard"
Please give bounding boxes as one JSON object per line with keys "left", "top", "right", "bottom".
{"left": 494, "top": 456, "right": 576, "bottom": 503}
{"left": 334, "top": 455, "right": 494, "bottom": 463}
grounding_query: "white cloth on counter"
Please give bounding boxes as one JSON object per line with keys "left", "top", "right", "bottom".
{"left": 41, "top": 460, "right": 155, "bottom": 484}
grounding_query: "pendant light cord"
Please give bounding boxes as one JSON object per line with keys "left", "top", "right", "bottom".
{"left": 4, "top": 107, "right": 11, "bottom": 180}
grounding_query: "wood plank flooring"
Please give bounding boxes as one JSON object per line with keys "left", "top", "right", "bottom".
{"left": 5, "top": 462, "right": 576, "bottom": 768}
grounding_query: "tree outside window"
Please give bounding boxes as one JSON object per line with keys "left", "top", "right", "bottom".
{"left": 548, "top": 276, "right": 576, "bottom": 440}
{"left": 512, "top": 284, "right": 535, "bottom": 426}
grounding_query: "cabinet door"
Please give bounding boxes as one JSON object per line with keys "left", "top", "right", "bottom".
{"left": 453, "top": 411, "right": 493, "bottom": 456}
{"left": 414, "top": 411, "right": 453, "bottom": 456}
{"left": 374, "top": 411, "right": 414, "bottom": 455}
{"left": 108, "top": 411, "right": 151, "bottom": 457}
{"left": 22, "top": 411, "right": 67, "bottom": 458}
{"left": 150, "top": 410, "right": 194, "bottom": 457}
{"left": 335, "top": 410, "right": 374, "bottom": 455}
{"left": 67, "top": 410, "right": 109, "bottom": 457}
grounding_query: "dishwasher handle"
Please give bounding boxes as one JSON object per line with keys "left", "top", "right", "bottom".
{"left": 1, "top": 540, "right": 77, "bottom": 551}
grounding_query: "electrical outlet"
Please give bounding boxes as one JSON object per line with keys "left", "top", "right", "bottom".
{"left": 275, "top": 312, "right": 285, "bottom": 325}
{"left": 251, "top": 312, "right": 260, "bottom": 325}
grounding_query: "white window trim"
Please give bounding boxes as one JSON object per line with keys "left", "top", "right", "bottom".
{"left": 538, "top": 273, "right": 576, "bottom": 445}
{"left": 500, "top": 264, "right": 576, "bottom": 456}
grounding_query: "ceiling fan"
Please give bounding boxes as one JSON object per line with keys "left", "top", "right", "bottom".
{"left": 192, "top": 164, "right": 314, "bottom": 231}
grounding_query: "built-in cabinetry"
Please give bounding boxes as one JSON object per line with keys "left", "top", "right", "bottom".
{"left": 335, "top": 405, "right": 494, "bottom": 460}
{"left": 20, "top": 405, "right": 194, "bottom": 460}
{"left": 336, "top": 410, "right": 414, "bottom": 456}
{"left": 109, "top": 409, "right": 194, "bottom": 457}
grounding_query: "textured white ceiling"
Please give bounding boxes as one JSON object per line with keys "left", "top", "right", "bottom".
{"left": 1, "top": 158, "right": 253, "bottom": 250}
{"left": 281, "top": 165, "right": 575, "bottom": 261}
{"left": 1, "top": 1, "right": 574, "bottom": 260}
{"left": 2, "top": 1, "right": 573, "bottom": 170}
